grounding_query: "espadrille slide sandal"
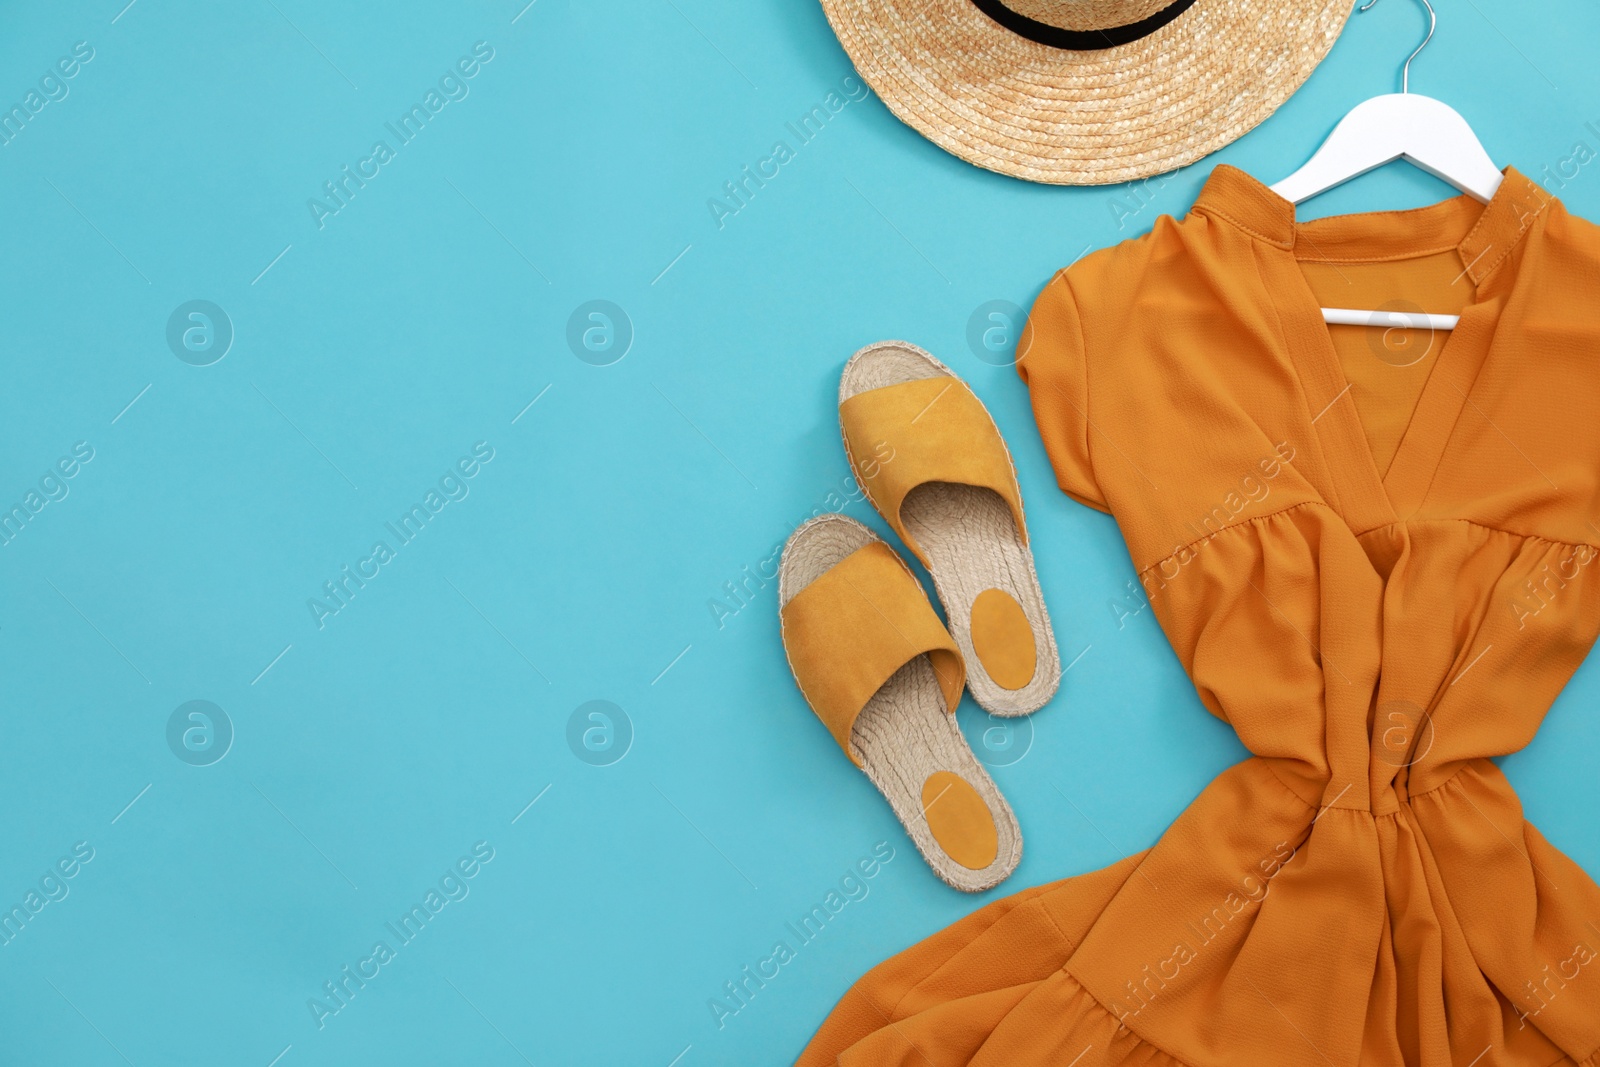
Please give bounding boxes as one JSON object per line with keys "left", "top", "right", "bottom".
{"left": 839, "top": 341, "right": 1060, "bottom": 717}
{"left": 779, "top": 514, "right": 1021, "bottom": 893}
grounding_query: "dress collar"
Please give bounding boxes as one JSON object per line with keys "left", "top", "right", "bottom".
{"left": 1192, "top": 164, "right": 1552, "bottom": 287}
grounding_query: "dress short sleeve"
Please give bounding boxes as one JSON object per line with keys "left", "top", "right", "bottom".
{"left": 1017, "top": 267, "right": 1109, "bottom": 513}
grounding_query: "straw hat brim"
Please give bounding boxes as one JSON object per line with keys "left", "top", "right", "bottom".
{"left": 820, "top": 0, "right": 1354, "bottom": 185}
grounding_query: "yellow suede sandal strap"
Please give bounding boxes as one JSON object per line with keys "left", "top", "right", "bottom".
{"left": 779, "top": 542, "right": 964, "bottom": 767}
{"left": 839, "top": 377, "right": 1026, "bottom": 565}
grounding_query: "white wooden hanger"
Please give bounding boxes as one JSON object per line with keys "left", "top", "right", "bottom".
{"left": 1271, "top": 0, "right": 1503, "bottom": 332}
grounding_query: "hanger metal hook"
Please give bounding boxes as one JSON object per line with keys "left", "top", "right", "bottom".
{"left": 1358, "top": 0, "right": 1436, "bottom": 94}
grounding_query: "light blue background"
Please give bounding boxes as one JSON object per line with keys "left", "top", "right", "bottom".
{"left": 2, "top": 1, "right": 1597, "bottom": 1064}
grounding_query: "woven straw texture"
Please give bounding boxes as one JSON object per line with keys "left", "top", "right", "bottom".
{"left": 819, "top": 0, "right": 1353, "bottom": 184}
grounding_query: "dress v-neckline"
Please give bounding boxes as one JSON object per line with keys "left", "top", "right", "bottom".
{"left": 1276, "top": 240, "right": 1490, "bottom": 531}
{"left": 1193, "top": 166, "right": 1552, "bottom": 533}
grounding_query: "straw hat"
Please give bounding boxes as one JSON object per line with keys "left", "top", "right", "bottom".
{"left": 820, "top": 0, "right": 1353, "bottom": 184}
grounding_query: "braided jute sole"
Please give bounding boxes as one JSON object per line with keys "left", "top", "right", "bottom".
{"left": 779, "top": 514, "right": 1021, "bottom": 893}
{"left": 841, "top": 341, "right": 1061, "bottom": 718}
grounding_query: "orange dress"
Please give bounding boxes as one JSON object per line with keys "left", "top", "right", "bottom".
{"left": 797, "top": 165, "right": 1600, "bottom": 1067}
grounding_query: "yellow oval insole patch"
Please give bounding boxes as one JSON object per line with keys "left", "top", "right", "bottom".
{"left": 921, "top": 771, "right": 999, "bottom": 871}
{"left": 970, "top": 589, "right": 1037, "bottom": 690}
